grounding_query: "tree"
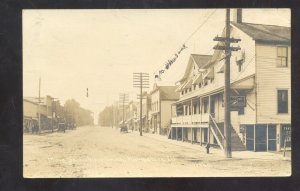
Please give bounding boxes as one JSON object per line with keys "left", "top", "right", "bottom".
{"left": 64, "top": 99, "right": 93, "bottom": 126}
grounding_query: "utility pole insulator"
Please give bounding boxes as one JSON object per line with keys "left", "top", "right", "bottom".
{"left": 213, "top": 36, "right": 241, "bottom": 43}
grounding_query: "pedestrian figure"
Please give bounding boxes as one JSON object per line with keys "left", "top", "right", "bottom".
{"left": 206, "top": 143, "right": 210, "bottom": 154}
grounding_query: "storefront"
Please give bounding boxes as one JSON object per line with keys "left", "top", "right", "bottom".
{"left": 244, "top": 124, "right": 291, "bottom": 152}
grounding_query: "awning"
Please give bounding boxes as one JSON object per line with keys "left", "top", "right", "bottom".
{"left": 192, "top": 72, "right": 203, "bottom": 85}
{"left": 231, "top": 75, "right": 255, "bottom": 90}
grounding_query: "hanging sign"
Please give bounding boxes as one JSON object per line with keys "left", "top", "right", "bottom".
{"left": 230, "top": 96, "right": 246, "bottom": 107}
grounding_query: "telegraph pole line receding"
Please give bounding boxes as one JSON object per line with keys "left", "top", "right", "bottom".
{"left": 213, "top": 9, "right": 241, "bottom": 158}
{"left": 119, "top": 93, "right": 129, "bottom": 127}
{"left": 133, "top": 72, "right": 149, "bottom": 136}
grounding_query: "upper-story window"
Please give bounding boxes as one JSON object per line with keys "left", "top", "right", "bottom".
{"left": 182, "top": 91, "right": 184, "bottom": 95}
{"left": 189, "top": 87, "right": 192, "bottom": 92}
{"left": 278, "top": 90, "right": 288, "bottom": 113}
{"left": 277, "top": 46, "right": 288, "bottom": 67}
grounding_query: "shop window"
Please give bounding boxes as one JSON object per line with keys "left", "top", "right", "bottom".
{"left": 280, "top": 124, "right": 291, "bottom": 148}
{"left": 278, "top": 90, "right": 288, "bottom": 113}
{"left": 246, "top": 125, "right": 254, "bottom": 151}
{"left": 268, "top": 124, "right": 277, "bottom": 151}
{"left": 255, "top": 124, "right": 267, "bottom": 151}
{"left": 277, "top": 46, "right": 288, "bottom": 67}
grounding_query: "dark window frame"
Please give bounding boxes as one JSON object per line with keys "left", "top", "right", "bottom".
{"left": 277, "top": 89, "right": 288, "bottom": 114}
{"left": 277, "top": 46, "right": 288, "bottom": 67}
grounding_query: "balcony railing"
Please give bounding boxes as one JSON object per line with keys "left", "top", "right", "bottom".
{"left": 171, "top": 113, "right": 209, "bottom": 124}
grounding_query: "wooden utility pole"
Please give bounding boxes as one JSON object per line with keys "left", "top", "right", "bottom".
{"left": 133, "top": 72, "right": 149, "bottom": 136}
{"left": 213, "top": 9, "right": 241, "bottom": 158}
{"left": 38, "top": 77, "right": 41, "bottom": 133}
{"left": 119, "top": 93, "right": 128, "bottom": 127}
{"left": 224, "top": 9, "right": 232, "bottom": 158}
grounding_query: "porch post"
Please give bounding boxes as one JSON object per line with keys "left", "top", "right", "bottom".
{"left": 191, "top": 127, "right": 193, "bottom": 144}
{"left": 200, "top": 127, "right": 202, "bottom": 146}
{"left": 267, "top": 124, "right": 269, "bottom": 152}
{"left": 254, "top": 124, "right": 256, "bottom": 152}
{"left": 182, "top": 127, "right": 184, "bottom": 142}
{"left": 200, "top": 97, "right": 202, "bottom": 123}
{"left": 190, "top": 99, "right": 193, "bottom": 124}
{"left": 208, "top": 96, "right": 211, "bottom": 144}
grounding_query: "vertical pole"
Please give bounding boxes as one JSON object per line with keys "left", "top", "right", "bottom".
{"left": 122, "top": 95, "right": 125, "bottom": 127}
{"left": 140, "top": 72, "right": 143, "bottom": 136}
{"left": 112, "top": 105, "right": 114, "bottom": 128}
{"left": 191, "top": 127, "right": 193, "bottom": 144}
{"left": 51, "top": 98, "right": 54, "bottom": 132}
{"left": 208, "top": 96, "right": 211, "bottom": 145}
{"left": 38, "top": 77, "right": 41, "bottom": 134}
{"left": 224, "top": 8, "right": 232, "bottom": 158}
{"left": 266, "top": 124, "right": 269, "bottom": 152}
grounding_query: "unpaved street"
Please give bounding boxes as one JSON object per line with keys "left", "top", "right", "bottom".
{"left": 23, "top": 126, "right": 291, "bottom": 177}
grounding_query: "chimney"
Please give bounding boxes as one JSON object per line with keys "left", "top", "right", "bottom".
{"left": 233, "top": 8, "right": 242, "bottom": 23}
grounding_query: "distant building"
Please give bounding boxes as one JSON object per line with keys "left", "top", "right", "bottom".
{"left": 23, "top": 95, "right": 57, "bottom": 133}
{"left": 150, "top": 83, "right": 179, "bottom": 135}
{"left": 170, "top": 9, "right": 291, "bottom": 152}
{"left": 125, "top": 101, "right": 138, "bottom": 131}
{"left": 136, "top": 92, "right": 152, "bottom": 133}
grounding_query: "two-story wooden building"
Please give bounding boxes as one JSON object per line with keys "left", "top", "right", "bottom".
{"left": 150, "top": 84, "right": 179, "bottom": 135}
{"left": 170, "top": 10, "right": 291, "bottom": 152}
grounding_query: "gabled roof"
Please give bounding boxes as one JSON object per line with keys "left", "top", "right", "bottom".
{"left": 24, "top": 97, "right": 44, "bottom": 104}
{"left": 23, "top": 98, "right": 38, "bottom": 105}
{"left": 159, "top": 86, "right": 179, "bottom": 100}
{"left": 191, "top": 54, "right": 212, "bottom": 68}
{"left": 231, "top": 22, "right": 290, "bottom": 44}
{"left": 178, "top": 54, "right": 212, "bottom": 82}
{"left": 151, "top": 84, "right": 179, "bottom": 100}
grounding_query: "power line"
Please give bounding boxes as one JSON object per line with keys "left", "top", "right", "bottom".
{"left": 153, "top": 9, "right": 218, "bottom": 77}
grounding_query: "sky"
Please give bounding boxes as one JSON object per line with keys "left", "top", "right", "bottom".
{"left": 23, "top": 9, "right": 290, "bottom": 122}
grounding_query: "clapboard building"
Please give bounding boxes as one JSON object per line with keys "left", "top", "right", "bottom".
{"left": 170, "top": 9, "right": 291, "bottom": 152}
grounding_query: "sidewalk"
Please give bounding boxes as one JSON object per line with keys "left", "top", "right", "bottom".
{"left": 132, "top": 130, "right": 291, "bottom": 161}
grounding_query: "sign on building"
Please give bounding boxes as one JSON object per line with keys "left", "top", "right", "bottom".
{"left": 230, "top": 96, "right": 246, "bottom": 107}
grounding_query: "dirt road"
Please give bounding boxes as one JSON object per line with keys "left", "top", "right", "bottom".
{"left": 23, "top": 126, "right": 290, "bottom": 177}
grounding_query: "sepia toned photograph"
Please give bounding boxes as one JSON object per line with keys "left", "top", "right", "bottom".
{"left": 23, "top": 8, "right": 291, "bottom": 178}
